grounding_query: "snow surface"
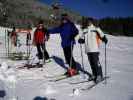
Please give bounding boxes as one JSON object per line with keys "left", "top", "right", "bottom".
{"left": 0, "top": 26, "right": 133, "bottom": 100}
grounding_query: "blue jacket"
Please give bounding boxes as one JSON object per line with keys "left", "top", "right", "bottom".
{"left": 49, "top": 21, "right": 79, "bottom": 48}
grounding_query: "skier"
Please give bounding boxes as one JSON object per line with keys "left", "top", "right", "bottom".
{"left": 78, "top": 17, "right": 108, "bottom": 83}
{"left": 10, "top": 27, "right": 17, "bottom": 46}
{"left": 32, "top": 20, "right": 50, "bottom": 65}
{"left": 10, "top": 27, "right": 17, "bottom": 53}
{"left": 48, "top": 13, "right": 79, "bottom": 76}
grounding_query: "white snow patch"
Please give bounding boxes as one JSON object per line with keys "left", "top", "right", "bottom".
{"left": 0, "top": 26, "right": 133, "bottom": 100}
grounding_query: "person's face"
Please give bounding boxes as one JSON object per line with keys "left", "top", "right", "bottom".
{"left": 38, "top": 24, "right": 43, "bottom": 29}
{"left": 62, "top": 19, "right": 68, "bottom": 24}
{"left": 88, "top": 22, "right": 92, "bottom": 26}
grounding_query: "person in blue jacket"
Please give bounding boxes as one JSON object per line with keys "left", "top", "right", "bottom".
{"left": 49, "top": 13, "right": 79, "bottom": 76}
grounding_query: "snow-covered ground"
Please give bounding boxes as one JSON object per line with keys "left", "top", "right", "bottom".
{"left": 0, "top": 26, "right": 133, "bottom": 100}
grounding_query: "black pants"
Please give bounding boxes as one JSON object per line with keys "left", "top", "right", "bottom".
{"left": 63, "top": 46, "right": 77, "bottom": 69}
{"left": 87, "top": 52, "right": 103, "bottom": 78}
{"left": 36, "top": 43, "right": 49, "bottom": 60}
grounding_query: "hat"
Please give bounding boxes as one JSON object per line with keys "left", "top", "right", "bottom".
{"left": 61, "top": 13, "right": 69, "bottom": 21}
{"left": 38, "top": 20, "right": 44, "bottom": 25}
{"left": 13, "top": 26, "right": 16, "bottom": 30}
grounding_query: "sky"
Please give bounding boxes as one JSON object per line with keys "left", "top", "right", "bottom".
{"left": 40, "top": 0, "right": 133, "bottom": 19}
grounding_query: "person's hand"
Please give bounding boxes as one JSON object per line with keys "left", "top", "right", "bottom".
{"left": 45, "top": 35, "right": 50, "bottom": 41}
{"left": 78, "top": 38, "right": 85, "bottom": 44}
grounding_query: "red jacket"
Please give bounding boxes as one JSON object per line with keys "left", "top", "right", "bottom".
{"left": 33, "top": 28, "right": 49, "bottom": 44}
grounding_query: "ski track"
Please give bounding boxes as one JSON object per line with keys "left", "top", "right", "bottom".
{"left": 0, "top": 27, "right": 133, "bottom": 100}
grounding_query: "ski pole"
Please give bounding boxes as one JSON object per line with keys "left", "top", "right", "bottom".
{"left": 26, "top": 46, "right": 35, "bottom": 65}
{"left": 29, "top": 33, "right": 31, "bottom": 57}
{"left": 5, "top": 30, "right": 6, "bottom": 52}
{"left": 26, "top": 33, "right": 29, "bottom": 57}
{"left": 80, "top": 44, "right": 86, "bottom": 79}
{"left": 80, "top": 44, "right": 85, "bottom": 71}
{"left": 27, "top": 44, "right": 33, "bottom": 61}
{"left": 70, "top": 42, "right": 73, "bottom": 69}
{"left": 8, "top": 31, "right": 10, "bottom": 57}
{"left": 5, "top": 29, "right": 7, "bottom": 56}
{"left": 105, "top": 43, "right": 107, "bottom": 84}
{"left": 27, "top": 32, "right": 31, "bottom": 57}
{"left": 43, "top": 42, "right": 46, "bottom": 65}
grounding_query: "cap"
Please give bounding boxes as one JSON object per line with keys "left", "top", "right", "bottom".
{"left": 38, "top": 20, "right": 44, "bottom": 25}
{"left": 61, "top": 13, "right": 69, "bottom": 21}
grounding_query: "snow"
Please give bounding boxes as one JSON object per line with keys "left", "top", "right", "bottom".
{"left": 0, "top": 26, "right": 133, "bottom": 100}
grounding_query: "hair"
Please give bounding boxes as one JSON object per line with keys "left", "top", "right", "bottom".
{"left": 61, "top": 13, "right": 69, "bottom": 21}
{"left": 61, "top": 13, "right": 68, "bottom": 17}
{"left": 81, "top": 17, "right": 99, "bottom": 29}
{"left": 38, "top": 20, "right": 44, "bottom": 25}
{"left": 36, "top": 20, "right": 44, "bottom": 28}
{"left": 60, "top": 13, "right": 72, "bottom": 27}
{"left": 13, "top": 26, "right": 16, "bottom": 30}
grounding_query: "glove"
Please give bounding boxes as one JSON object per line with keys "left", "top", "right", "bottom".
{"left": 45, "top": 35, "right": 50, "bottom": 41}
{"left": 78, "top": 38, "right": 85, "bottom": 44}
{"left": 102, "top": 36, "right": 108, "bottom": 44}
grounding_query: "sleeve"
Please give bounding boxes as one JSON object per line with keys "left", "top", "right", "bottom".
{"left": 96, "top": 27, "right": 105, "bottom": 39}
{"left": 48, "top": 27, "right": 61, "bottom": 34}
{"left": 96, "top": 27, "right": 108, "bottom": 44}
{"left": 44, "top": 28, "right": 49, "bottom": 37}
{"left": 72, "top": 23, "right": 79, "bottom": 36}
{"left": 78, "top": 28, "right": 87, "bottom": 44}
{"left": 79, "top": 28, "right": 88, "bottom": 39}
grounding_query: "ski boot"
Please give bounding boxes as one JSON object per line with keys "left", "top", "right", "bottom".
{"left": 45, "top": 59, "right": 52, "bottom": 63}
{"left": 37, "top": 60, "right": 43, "bottom": 68}
{"left": 67, "top": 68, "right": 79, "bottom": 77}
{"left": 88, "top": 75, "right": 95, "bottom": 81}
{"left": 94, "top": 75, "right": 103, "bottom": 83}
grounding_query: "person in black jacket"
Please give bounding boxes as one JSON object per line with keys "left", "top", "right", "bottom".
{"left": 49, "top": 14, "right": 79, "bottom": 76}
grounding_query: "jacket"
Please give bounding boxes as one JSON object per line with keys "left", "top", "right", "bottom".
{"left": 33, "top": 28, "right": 49, "bottom": 44}
{"left": 49, "top": 21, "right": 79, "bottom": 48}
{"left": 80, "top": 24, "right": 105, "bottom": 53}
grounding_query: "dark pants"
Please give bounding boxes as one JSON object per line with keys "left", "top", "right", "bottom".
{"left": 36, "top": 43, "right": 49, "bottom": 60}
{"left": 63, "top": 45, "right": 77, "bottom": 69}
{"left": 87, "top": 52, "right": 103, "bottom": 78}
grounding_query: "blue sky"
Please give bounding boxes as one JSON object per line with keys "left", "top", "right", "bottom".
{"left": 40, "top": 0, "right": 133, "bottom": 19}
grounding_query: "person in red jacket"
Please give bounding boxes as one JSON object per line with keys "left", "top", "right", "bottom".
{"left": 33, "top": 20, "right": 50, "bottom": 64}
{"left": 10, "top": 27, "right": 17, "bottom": 47}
